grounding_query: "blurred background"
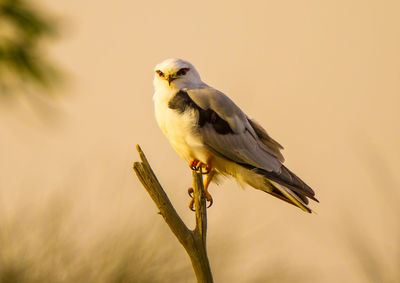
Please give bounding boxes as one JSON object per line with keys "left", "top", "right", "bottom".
{"left": 1, "top": 0, "right": 399, "bottom": 282}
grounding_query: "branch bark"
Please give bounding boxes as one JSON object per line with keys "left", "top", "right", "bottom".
{"left": 133, "top": 145, "right": 213, "bottom": 283}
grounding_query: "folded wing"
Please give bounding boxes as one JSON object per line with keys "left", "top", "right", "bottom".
{"left": 184, "top": 87, "right": 318, "bottom": 210}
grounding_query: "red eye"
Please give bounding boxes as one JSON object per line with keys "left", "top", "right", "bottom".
{"left": 177, "top": 68, "right": 189, "bottom": 76}
{"left": 156, "top": 70, "right": 164, "bottom": 77}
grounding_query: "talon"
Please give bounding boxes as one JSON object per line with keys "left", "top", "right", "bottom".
{"left": 189, "top": 159, "right": 196, "bottom": 168}
{"left": 189, "top": 158, "right": 209, "bottom": 173}
{"left": 187, "top": 165, "right": 215, "bottom": 211}
{"left": 187, "top": 188, "right": 213, "bottom": 211}
{"left": 189, "top": 159, "right": 201, "bottom": 171}
{"left": 201, "top": 164, "right": 212, "bottom": 175}
{"left": 195, "top": 161, "right": 203, "bottom": 171}
{"left": 188, "top": 198, "right": 195, "bottom": 211}
{"left": 188, "top": 194, "right": 213, "bottom": 211}
{"left": 205, "top": 191, "right": 213, "bottom": 208}
{"left": 188, "top": 187, "right": 194, "bottom": 198}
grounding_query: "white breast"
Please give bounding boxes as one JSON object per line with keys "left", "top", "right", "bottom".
{"left": 153, "top": 89, "right": 208, "bottom": 162}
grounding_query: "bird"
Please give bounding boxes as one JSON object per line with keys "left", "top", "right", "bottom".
{"left": 152, "top": 58, "right": 318, "bottom": 213}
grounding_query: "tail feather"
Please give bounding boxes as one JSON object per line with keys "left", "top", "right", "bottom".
{"left": 263, "top": 180, "right": 308, "bottom": 209}
{"left": 221, "top": 157, "right": 318, "bottom": 213}
{"left": 255, "top": 165, "right": 319, "bottom": 203}
{"left": 265, "top": 180, "right": 313, "bottom": 213}
{"left": 236, "top": 162, "right": 318, "bottom": 213}
{"left": 294, "top": 191, "right": 309, "bottom": 205}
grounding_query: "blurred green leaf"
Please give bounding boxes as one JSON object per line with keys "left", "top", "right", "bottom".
{"left": 0, "top": 0, "right": 61, "bottom": 97}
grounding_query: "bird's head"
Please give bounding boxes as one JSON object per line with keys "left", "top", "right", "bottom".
{"left": 153, "top": 58, "right": 202, "bottom": 90}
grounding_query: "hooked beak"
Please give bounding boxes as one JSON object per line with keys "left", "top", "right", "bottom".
{"left": 167, "top": 75, "right": 176, "bottom": 86}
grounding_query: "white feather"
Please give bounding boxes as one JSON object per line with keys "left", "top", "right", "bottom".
{"left": 153, "top": 88, "right": 210, "bottom": 163}
{"left": 152, "top": 58, "right": 316, "bottom": 213}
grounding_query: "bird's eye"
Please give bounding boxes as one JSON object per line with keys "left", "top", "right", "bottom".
{"left": 156, "top": 70, "right": 164, "bottom": 77}
{"left": 177, "top": 68, "right": 189, "bottom": 76}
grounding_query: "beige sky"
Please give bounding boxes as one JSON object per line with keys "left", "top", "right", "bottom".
{"left": 1, "top": 0, "right": 399, "bottom": 281}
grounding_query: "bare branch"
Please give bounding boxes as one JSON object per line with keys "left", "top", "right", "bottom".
{"left": 133, "top": 145, "right": 190, "bottom": 246}
{"left": 133, "top": 145, "right": 213, "bottom": 283}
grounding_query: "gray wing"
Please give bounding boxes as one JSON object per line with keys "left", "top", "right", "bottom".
{"left": 185, "top": 87, "right": 317, "bottom": 205}
{"left": 185, "top": 87, "right": 283, "bottom": 172}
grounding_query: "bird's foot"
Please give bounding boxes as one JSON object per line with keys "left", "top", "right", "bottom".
{"left": 205, "top": 190, "right": 213, "bottom": 207}
{"left": 188, "top": 187, "right": 194, "bottom": 198}
{"left": 189, "top": 159, "right": 203, "bottom": 171}
{"left": 203, "top": 164, "right": 212, "bottom": 174}
{"left": 188, "top": 158, "right": 210, "bottom": 174}
{"left": 188, "top": 187, "right": 213, "bottom": 211}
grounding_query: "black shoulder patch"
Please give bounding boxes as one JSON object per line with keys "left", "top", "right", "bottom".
{"left": 168, "top": 90, "right": 234, "bottom": 135}
{"left": 168, "top": 90, "right": 197, "bottom": 113}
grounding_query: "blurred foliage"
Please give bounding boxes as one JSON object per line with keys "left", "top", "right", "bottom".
{"left": 0, "top": 180, "right": 308, "bottom": 283}
{"left": 0, "top": 0, "right": 60, "bottom": 97}
{"left": 347, "top": 146, "right": 400, "bottom": 283}
{"left": 0, "top": 193, "right": 193, "bottom": 283}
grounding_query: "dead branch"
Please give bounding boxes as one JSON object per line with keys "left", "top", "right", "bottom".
{"left": 133, "top": 145, "right": 213, "bottom": 283}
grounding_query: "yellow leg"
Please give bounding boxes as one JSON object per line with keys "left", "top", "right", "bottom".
{"left": 188, "top": 170, "right": 216, "bottom": 211}
{"left": 203, "top": 170, "right": 215, "bottom": 195}
{"left": 203, "top": 170, "right": 215, "bottom": 207}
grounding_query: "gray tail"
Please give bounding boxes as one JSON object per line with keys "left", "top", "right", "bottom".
{"left": 263, "top": 179, "right": 313, "bottom": 213}
{"left": 242, "top": 163, "right": 318, "bottom": 213}
{"left": 258, "top": 164, "right": 319, "bottom": 203}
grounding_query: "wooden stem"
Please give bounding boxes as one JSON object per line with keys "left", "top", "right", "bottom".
{"left": 133, "top": 145, "right": 213, "bottom": 283}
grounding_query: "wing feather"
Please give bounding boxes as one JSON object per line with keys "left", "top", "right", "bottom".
{"left": 182, "top": 87, "right": 317, "bottom": 206}
{"left": 186, "top": 87, "right": 283, "bottom": 172}
{"left": 202, "top": 124, "right": 281, "bottom": 172}
{"left": 248, "top": 119, "right": 285, "bottom": 162}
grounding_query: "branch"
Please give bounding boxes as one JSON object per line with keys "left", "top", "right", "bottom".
{"left": 133, "top": 145, "right": 213, "bottom": 283}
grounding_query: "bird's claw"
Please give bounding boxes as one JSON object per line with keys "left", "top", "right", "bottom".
{"left": 188, "top": 187, "right": 194, "bottom": 198}
{"left": 188, "top": 187, "right": 213, "bottom": 211}
{"left": 202, "top": 164, "right": 211, "bottom": 175}
{"left": 189, "top": 159, "right": 200, "bottom": 170}
{"left": 205, "top": 191, "right": 213, "bottom": 208}
{"left": 188, "top": 159, "right": 211, "bottom": 174}
{"left": 189, "top": 198, "right": 195, "bottom": 212}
